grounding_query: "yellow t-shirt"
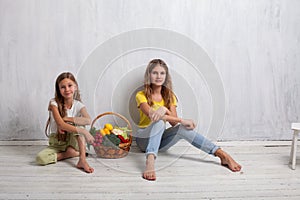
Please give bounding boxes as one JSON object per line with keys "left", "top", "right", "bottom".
{"left": 135, "top": 91, "right": 177, "bottom": 128}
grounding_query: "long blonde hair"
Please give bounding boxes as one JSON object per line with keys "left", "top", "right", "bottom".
{"left": 144, "top": 59, "right": 175, "bottom": 109}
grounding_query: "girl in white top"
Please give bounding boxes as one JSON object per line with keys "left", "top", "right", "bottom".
{"left": 36, "top": 72, "right": 95, "bottom": 173}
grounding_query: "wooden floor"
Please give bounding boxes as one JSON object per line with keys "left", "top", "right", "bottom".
{"left": 0, "top": 140, "right": 300, "bottom": 200}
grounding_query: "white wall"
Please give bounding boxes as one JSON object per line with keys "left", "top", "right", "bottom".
{"left": 0, "top": 0, "right": 299, "bottom": 141}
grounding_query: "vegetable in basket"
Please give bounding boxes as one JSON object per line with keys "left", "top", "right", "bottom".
{"left": 89, "top": 126, "right": 121, "bottom": 148}
{"left": 117, "top": 135, "right": 129, "bottom": 143}
{"left": 111, "top": 127, "right": 131, "bottom": 140}
{"left": 102, "top": 134, "right": 121, "bottom": 148}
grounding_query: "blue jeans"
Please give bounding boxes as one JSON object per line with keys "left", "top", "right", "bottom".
{"left": 135, "top": 120, "right": 220, "bottom": 158}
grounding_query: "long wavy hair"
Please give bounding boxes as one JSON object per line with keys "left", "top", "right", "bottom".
{"left": 144, "top": 59, "right": 175, "bottom": 109}
{"left": 53, "top": 72, "right": 81, "bottom": 117}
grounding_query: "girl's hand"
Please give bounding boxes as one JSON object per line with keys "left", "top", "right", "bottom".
{"left": 62, "top": 117, "right": 75, "bottom": 125}
{"left": 181, "top": 119, "right": 196, "bottom": 130}
{"left": 149, "top": 106, "right": 168, "bottom": 122}
{"left": 57, "top": 128, "right": 67, "bottom": 141}
{"left": 62, "top": 116, "right": 69, "bottom": 122}
{"left": 58, "top": 128, "right": 65, "bottom": 134}
{"left": 84, "top": 130, "right": 95, "bottom": 144}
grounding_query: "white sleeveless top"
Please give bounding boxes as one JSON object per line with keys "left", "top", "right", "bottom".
{"left": 48, "top": 98, "right": 85, "bottom": 133}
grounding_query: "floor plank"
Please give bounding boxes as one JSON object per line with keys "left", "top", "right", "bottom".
{"left": 0, "top": 141, "right": 299, "bottom": 200}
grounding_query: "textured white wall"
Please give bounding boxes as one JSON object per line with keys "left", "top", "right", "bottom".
{"left": 0, "top": 0, "right": 299, "bottom": 141}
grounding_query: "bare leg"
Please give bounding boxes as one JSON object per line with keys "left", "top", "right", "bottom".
{"left": 76, "top": 135, "right": 94, "bottom": 173}
{"left": 57, "top": 146, "right": 79, "bottom": 161}
{"left": 143, "top": 154, "right": 156, "bottom": 181}
{"left": 214, "top": 149, "right": 242, "bottom": 172}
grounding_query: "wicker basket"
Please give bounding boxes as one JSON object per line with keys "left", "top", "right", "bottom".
{"left": 90, "top": 112, "right": 132, "bottom": 159}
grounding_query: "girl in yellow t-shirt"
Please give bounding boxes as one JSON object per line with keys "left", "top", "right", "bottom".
{"left": 136, "top": 59, "right": 241, "bottom": 181}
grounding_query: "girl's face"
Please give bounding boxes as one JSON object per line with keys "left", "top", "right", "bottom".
{"left": 150, "top": 65, "right": 166, "bottom": 86}
{"left": 58, "top": 78, "right": 77, "bottom": 100}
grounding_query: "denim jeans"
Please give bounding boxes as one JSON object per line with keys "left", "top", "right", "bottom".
{"left": 135, "top": 120, "right": 220, "bottom": 158}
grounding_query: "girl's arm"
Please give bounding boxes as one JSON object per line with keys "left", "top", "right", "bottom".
{"left": 50, "top": 105, "right": 94, "bottom": 144}
{"left": 139, "top": 102, "right": 180, "bottom": 125}
{"left": 166, "top": 105, "right": 180, "bottom": 126}
{"left": 139, "top": 102, "right": 153, "bottom": 118}
{"left": 162, "top": 105, "right": 196, "bottom": 129}
{"left": 139, "top": 102, "right": 168, "bottom": 121}
{"left": 162, "top": 114, "right": 195, "bottom": 130}
{"left": 139, "top": 103, "right": 195, "bottom": 130}
{"left": 62, "top": 107, "right": 91, "bottom": 126}
{"left": 140, "top": 101, "right": 177, "bottom": 121}
{"left": 163, "top": 105, "right": 196, "bottom": 130}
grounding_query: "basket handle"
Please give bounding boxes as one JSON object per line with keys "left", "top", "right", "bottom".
{"left": 90, "top": 112, "right": 132, "bottom": 135}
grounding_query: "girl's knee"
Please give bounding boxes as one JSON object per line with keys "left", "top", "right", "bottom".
{"left": 36, "top": 151, "right": 56, "bottom": 165}
{"left": 36, "top": 153, "right": 47, "bottom": 165}
{"left": 178, "top": 124, "right": 192, "bottom": 134}
{"left": 152, "top": 120, "right": 166, "bottom": 130}
{"left": 177, "top": 125, "right": 198, "bottom": 140}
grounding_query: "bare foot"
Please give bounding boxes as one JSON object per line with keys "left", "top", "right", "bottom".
{"left": 215, "top": 149, "right": 242, "bottom": 172}
{"left": 77, "top": 159, "right": 94, "bottom": 173}
{"left": 143, "top": 154, "right": 156, "bottom": 181}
